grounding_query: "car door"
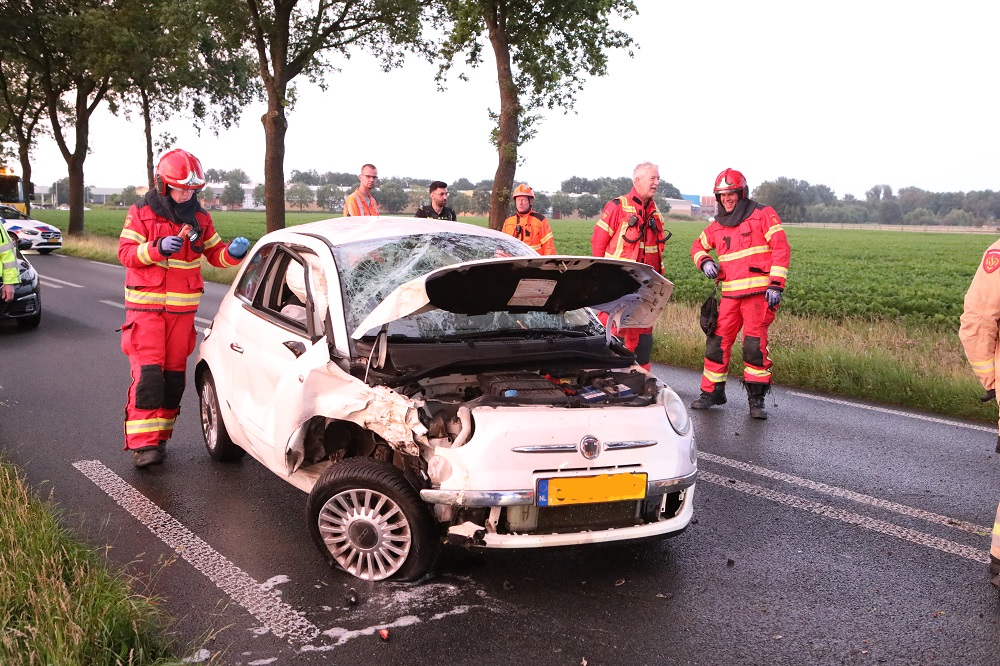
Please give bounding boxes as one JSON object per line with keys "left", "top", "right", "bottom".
{"left": 225, "top": 242, "right": 334, "bottom": 464}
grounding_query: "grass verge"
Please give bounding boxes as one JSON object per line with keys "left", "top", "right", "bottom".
{"left": 0, "top": 458, "right": 178, "bottom": 665}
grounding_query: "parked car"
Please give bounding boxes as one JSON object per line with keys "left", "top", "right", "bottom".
{"left": 0, "top": 232, "right": 42, "bottom": 328}
{"left": 195, "top": 217, "right": 696, "bottom": 582}
{"left": 1, "top": 205, "right": 62, "bottom": 254}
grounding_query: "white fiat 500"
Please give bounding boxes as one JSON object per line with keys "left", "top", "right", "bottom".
{"left": 195, "top": 217, "right": 696, "bottom": 582}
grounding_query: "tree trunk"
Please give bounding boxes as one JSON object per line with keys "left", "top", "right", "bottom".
{"left": 65, "top": 90, "right": 92, "bottom": 235}
{"left": 261, "top": 92, "right": 288, "bottom": 233}
{"left": 486, "top": 9, "right": 518, "bottom": 231}
{"left": 17, "top": 142, "right": 33, "bottom": 217}
{"left": 141, "top": 86, "right": 155, "bottom": 190}
{"left": 260, "top": 100, "right": 288, "bottom": 232}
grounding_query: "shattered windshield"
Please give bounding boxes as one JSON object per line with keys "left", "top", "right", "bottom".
{"left": 333, "top": 231, "right": 604, "bottom": 340}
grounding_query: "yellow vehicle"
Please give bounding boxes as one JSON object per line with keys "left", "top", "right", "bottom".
{"left": 0, "top": 166, "right": 27, "bottom": 214}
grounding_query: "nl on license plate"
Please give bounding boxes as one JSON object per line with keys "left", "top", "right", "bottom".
{"left": 537, "top": 473, "right": 647, "bottom": 507}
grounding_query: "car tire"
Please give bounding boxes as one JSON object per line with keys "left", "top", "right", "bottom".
{"left": 306, "top": 458, "right": 439, "bottom": 582}
{"left": 38, "top": 249, "right": 54, "bottom": 255}
{"left": 199, "top": 369, "right": 245, "bottom": 462}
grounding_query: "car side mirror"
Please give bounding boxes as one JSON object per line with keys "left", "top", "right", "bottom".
{"left": 17, "top": 238, "right": 32, "bottom": 251}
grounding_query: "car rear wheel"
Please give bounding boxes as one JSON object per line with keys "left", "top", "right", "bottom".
{"left": 199, "top": 369, "right": 245, "bottom": 462}
{"left": 38, "top": 249, "right": 54, "bottom": 255}
{"left": 306, "top": 459, "right": 438, "bottom": 582}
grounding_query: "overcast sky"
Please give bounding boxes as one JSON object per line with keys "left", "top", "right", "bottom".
{"left": 23, "top": 0, "right": 1000, "bottom": 200}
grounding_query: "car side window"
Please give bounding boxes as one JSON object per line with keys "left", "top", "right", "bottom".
{"left": 234, "top": 244, "right": 275, "bottom": 303}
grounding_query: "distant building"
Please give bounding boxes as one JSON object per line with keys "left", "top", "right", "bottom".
{"left": 700, "top": 195, "right": 717, "bottom": 218}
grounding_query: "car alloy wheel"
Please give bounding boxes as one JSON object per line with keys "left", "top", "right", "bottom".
{"left": 198, "top": 369, "right": 245, "bottom": 462}
{"left": 307, "top": 459, "right": 437, "bottom": 582}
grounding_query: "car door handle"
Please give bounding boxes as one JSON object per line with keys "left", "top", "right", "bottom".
{"left": 230, "top": 342, "right": 244, "bottom": 354}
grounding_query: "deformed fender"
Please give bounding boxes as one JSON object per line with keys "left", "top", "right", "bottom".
{"left": 271, "top": 345, "right": 428, "bottom": 475}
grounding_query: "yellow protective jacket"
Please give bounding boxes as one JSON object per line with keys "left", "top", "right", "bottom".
{"left": 343, "top": 189, "right": 379, "bottom": 217}
{"left": 0, "top": 223, "right": 18, "bottom": 286}
{"left": 501, "top": 211, "right": 556, "bottom": 255}
{"left": 960, "top": 239, "right": 1000, "bottom": 417}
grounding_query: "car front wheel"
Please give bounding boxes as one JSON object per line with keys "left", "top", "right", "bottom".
{"left": 306, "top": 459, "right": 438, "bottom": 582}
{"left": 199, "top": 369, "right": 245, "bottom": 462}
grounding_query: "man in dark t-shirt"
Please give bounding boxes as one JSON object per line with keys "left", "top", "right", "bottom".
{"left": 414, "top": 181, "right": 457, "bottom": 221}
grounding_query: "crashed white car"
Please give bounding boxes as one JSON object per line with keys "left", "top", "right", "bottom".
{"left": 195, "top": 217, "right": 696, "bottom": 582}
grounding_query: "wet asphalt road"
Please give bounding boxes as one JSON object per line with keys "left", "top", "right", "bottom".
{"left": 2, "top": 252, "right": 1000, "bottom": 665}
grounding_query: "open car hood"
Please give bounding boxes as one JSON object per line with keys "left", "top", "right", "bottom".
{"left": 351, "top": 255, "right": 673, "bottom": 339}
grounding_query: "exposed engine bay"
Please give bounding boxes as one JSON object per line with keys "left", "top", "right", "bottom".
{"left": 413, "top": 368, "right": 659, "bottom": 447}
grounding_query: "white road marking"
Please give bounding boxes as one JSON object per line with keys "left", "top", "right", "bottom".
{"left": 39, "top": 274, "right": 84, "bottom": 288}
{"left": 37, "top": 280, "right": 64, "bottom": 289}
{"left": 789, "top": 390, "right": 996, "bottom": 433}
{"left": 72, "top": 460, "right": 320, "bottom": 642}
{"left": 699, "top": 470, "right": 989, "bottom": 564}
{"left": 699, "top": 452, "right": 990, "bottom": 534}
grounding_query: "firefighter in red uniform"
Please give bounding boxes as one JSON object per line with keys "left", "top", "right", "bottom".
{"left": 118, "top": 149, "right": 249, "bottom": 467}
{"left": 501, "top": 184, "right": 556, "bottom": 255}
{"left": 591, "top": 162, "right": 667, "bottom": 371}
{"left": 690, "top": 168, "right": 790, "bottom": 419}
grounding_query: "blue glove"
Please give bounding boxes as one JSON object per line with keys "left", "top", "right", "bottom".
{"left": 702, "top": 260, "right": 719, "bottom": 279}
{"left": 159, "top": 235, "right": 183, "bottom": 255}
{"left": 765, "top": 287, "right": 782, "bottom": 307}
{"left": 228, "top": 237, "right": 249, "bottom": 259}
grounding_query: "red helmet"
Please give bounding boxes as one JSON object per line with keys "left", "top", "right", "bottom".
{"left": 156, "top": 149, "right": 207, "bottom": 195}
{"left": 713, "top": 169, "right": 748, "bottom": 199}
{"left": 511, "top": 183, "right": 534, "bottom": 200}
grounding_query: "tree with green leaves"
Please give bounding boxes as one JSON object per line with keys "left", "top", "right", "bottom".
{"left": 207, "top": 0, "right": 429, "bottom": 232}
{"left": 4, "top": 0, "right": 123, "bottom": 233}
{"left": 221, "top": 180, "right": 246, "bottom": 207}
{"left": 252, "top": 183, "right": 266, "bottom": 207}
{"left": 102, "top": 0, "right": 260, "bottom": 190}
{"left": 434, "top": 0, "right": 637, "bottom": 230}
{"left": 377, "top": 180, "right": 409, "bottom": 213}
{"left": 550, "top": 192, "right": 574, "bottom": 218}
{"left": 0, "top": 59, "right": 49, "bottom": 214}
{"left": 286, "top": 182, "right": 315, "bottom": 210}
{"left": 576, "top": 193, "right": 601, "bottom": 218}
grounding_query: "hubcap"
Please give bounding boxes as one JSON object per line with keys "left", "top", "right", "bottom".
{"left": 201, "top": 382, "right": 218, "bottom": 451}
{"left": 318, "top": 488, "right": 412, "bottom": 581}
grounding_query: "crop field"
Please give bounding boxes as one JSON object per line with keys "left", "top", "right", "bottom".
{"left": 33, "top": 208, "right": 991, "bottom": 331}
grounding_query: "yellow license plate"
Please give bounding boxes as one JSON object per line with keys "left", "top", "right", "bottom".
{"left": 537, "top": 473, "right": 647, "bottom": 507}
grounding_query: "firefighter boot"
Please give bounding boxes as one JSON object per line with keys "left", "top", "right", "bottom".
{"left": 133, "top": 442, "right": 166, "bottom": 468}
{"left": 746, "top": 382, "right": 770, "bottom": 420}
{"left": 691, "top": 382, "right": 727, "bottom": 410}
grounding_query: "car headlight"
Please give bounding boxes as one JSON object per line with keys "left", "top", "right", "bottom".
{"left": 19, "top": 229, "right": 39, "bottom": 236}
{"left": 661, "top": 387, "right": 691, "bottom": 436}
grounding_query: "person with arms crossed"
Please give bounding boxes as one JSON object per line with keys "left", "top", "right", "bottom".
{"left": 502, "top": 183, "right": 556, "bottom": 255}
{"left": 343, "top": 164, "right": 379, "bottom": 217}
{"left": 414, "top": 181, "right": 457, "bottom": 220}
{"left": 590, "top": 162, "right": 668, "bottom": 371}
{"left": 690, "top": 168, "right": 790, "bottom": 419}
{"left": 118, "top": 148, "right": 249, "bottom": 467}
{"left": 958, "top": 239, "right": 1000, "bottom": 590}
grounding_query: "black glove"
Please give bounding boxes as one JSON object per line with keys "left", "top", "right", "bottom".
{"left": 981, "top": 388, "right": 996, "bottom": 403}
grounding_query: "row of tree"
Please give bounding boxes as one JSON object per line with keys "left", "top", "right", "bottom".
{"left": 1, "top": 0, "right": 641, "bottom": 235}
{"left": 754, "top": 177, "right": 1000, "bottom": 226}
